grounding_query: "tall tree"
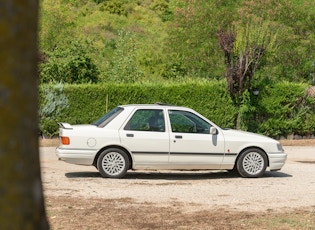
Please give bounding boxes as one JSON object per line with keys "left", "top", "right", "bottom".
{"left": 217, "top": 21, "right": 278, "bottom": 129}
{"left": 0, "top": 1, "right": 49, "bottom": 229}
{"left": 236, "top": 0, "right": 315, "bottom": 82}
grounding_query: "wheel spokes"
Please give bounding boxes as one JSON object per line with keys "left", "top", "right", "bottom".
{"left": 102, "top": 152, "right": 125, "bottom": 176}
{"left": 243, "top": 152, "right": 264, "bottom": 175}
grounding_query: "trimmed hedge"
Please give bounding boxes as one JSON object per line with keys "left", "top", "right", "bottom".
{"left": 39, "top": 81, "right": 315, "bottom": 139}
{"left": 257, "top": 82, "right": 315, "bottom": 138}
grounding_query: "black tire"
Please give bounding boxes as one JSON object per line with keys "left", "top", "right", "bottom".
{"left": 97, "top": 148, "right": 129, "bottom": 178}
{"left": 236, "top": 148, "right": 268, "bottom": 178}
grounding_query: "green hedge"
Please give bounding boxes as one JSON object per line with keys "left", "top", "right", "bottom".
{"left": 257, "top": 82, "right": 315, "bottom": 138}
{"left": 39, "top": 81, "right": 315, "bottom": 139}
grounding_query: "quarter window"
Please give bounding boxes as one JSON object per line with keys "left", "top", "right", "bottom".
{"left": 169, "top": 110, "right": 211, "bottom": 134}
{"left": 124, "top": 109, "right": 165, "bottom": 132}
{"left": 93, "top": 107, "right": 124, "bottom": 127}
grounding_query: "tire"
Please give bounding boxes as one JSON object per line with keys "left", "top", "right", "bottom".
{"left": 97, "top": 148, "right": 129, "bottom": 178}
{"left": 236, "top": 148, "right": 267, "bottom": 178}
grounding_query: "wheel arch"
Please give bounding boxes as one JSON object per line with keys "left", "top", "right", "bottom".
{"left": 93, "top": 145, "right": 133, "bottom": 169}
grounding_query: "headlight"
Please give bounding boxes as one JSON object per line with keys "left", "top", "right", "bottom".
{"left": 277, "top": 143, "right": 284, "bottom": 152}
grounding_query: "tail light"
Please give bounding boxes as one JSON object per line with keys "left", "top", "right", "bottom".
{"left": 60, "top": 136, "right": 70, "bottom": 145}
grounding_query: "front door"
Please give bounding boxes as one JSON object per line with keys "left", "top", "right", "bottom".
{"left": 167, "top": 110, "right": 225, "bottom": 169}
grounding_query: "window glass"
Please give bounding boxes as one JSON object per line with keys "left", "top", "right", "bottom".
{"left": 93, "top": 107, "right": 123, "bottom": 127}
{"left": 169, "top": 110, "right": 211, "bottom": 134}
{"left": 124, "top": 109, "right": 165, "bottom": 132}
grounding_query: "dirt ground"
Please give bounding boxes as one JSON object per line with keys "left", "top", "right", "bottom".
{"left": 40, "top": 139, "right": 315, "bottom": 229}
{"left": 45, "top": 196, "right": 314, "bottom": 230}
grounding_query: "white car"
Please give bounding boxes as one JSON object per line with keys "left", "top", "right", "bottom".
{"left": 56, "top": 104, "right": 287, "bottom": 178}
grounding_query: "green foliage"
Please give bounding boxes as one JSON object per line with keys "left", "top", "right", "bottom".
{"left": 234, "top": 21, "right": 278, "bottom": 58}
{"left": 39, "top": 81, "right": 236, "bottom": 136}
{"left": 166, "top": 0, "right": 239, "bottom": 79}
{"left": 99, "top": 0, "right": 127, "bottom": 16}
{"left": 150, "top": 0, "right": 174, "bottom": 22}
{"left": 39, "top": 0, "right": 315, "bottom": 83}
{"left": 40, "top": 40, "right": 99, "bottom": 84}
{"left": 257, "top": 82, "right": 315, "bottom": 138}
{"left": 37, "top": 0, "right": 315, "bottom": 138}
{"left": 39, "top": 83, "right": 69, "bottom": 137}
{"left": 236, "top": 0, "right": 315, "bottom": 82}
{"left": 39, "top": 0, "right": 77, "bottom": 51}
{"left": 39, "top": 81, "right": 315, "bottom": 138}
{"left": 161, "top": 54, "right": 187, "bottom": 79}
{"left": 105, "top": 30, "right": 144, "bottom": 83}
{"left": 237, "top": 90, "right": 257, "bottom": 131}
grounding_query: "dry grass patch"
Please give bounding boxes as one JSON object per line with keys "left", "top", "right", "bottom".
{"left": 39, "top": 138, "right": 59, "bottom": 147}
{"left": 46, "top": 196, "right": 315, "bottom": 230}
{"left": 280, "top": 139, "right": 315, "bottom": 146}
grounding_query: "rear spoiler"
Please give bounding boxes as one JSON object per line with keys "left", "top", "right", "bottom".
{"left": 58, "top": 122, "right": 73, "bottom": 129}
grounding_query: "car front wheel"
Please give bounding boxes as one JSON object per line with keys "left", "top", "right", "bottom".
{"left": 236, "top": 148, "right": 267, "bottom": 178}
{"left": 97, "top": 148, "right": 129, "bottom": 178}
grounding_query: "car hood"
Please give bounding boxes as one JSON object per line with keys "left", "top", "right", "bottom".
{"left": 220, "top": 128, "right": 278, "bottom": 143}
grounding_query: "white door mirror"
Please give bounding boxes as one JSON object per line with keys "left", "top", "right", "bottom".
{"left": 210, "top": 127, "right": 217, "bottom": 135}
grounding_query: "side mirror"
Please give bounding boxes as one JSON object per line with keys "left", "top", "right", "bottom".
{"left": 210, "top": 127, "right": 217, "bottom": 135}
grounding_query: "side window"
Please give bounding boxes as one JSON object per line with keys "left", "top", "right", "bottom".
{"left": 124, "top": 109, "right": 165, "bottom": 132}
{"left": 93, "top": 107, "right": 124, "bottom": 127}
{"left": 169, "top": 110, "right": 211, "bottom": 134}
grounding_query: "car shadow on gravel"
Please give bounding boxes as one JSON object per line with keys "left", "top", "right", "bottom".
{"left": 65, "top": 172, "right": 102, "bottom": 178}
{"left": 262, "top": 171, "right": 292, "bottom": 178}
{"left": 65, "top": 170, "right": 292, "bottom": 180}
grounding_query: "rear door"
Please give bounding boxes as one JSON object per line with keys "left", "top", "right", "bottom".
{"left": 119, "top": 108, "right": 170, "bottom": 168}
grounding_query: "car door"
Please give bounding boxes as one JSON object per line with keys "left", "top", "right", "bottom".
{"left": 167, "top": 109, "right": 225, "bottom": 169}
{"left": 119, "top": 108, "right": 170, "bottom": 168}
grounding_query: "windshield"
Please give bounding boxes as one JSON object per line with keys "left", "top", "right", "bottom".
{"left": 93, "top": 107, "right": 124, "bottom": 127}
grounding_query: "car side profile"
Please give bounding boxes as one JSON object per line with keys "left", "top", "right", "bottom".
{"left": 56, "top": 104, "right": 287, "bottom": 178}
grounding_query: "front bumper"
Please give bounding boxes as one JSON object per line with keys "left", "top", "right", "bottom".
{"left": 56, "top": 147, "right": 98, "bottom": 165}
{"left": 268, "top": 152, "right": 287, "bottom": 171}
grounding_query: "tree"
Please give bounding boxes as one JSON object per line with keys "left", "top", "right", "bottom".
{"left": 236, "top": 0, "right": 315, "bottom": 82}
{"left": 106, "top": 30, "right": 144, "bottom": 82}
{"left": 0, "top": 1, "right": 49, "bottom": 229}
{"left": 217, "top": 21, "right": 277, "bottom": 129}
{"left": 166, "top": 0, "right": 240, "bottom": 79}
{"left": 40, "top": 40, "right": 99, "bottom": 84}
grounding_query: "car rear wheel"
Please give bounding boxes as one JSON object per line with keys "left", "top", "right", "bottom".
{"left": 236, "top": 148, "right": 267, "bottom": 178}
{"left": 97, "top": 148, "right": 129, "bottom": 178}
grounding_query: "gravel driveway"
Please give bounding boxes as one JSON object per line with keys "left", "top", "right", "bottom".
{"left": 40, "top": 146, "right": 315, "bottom": 212}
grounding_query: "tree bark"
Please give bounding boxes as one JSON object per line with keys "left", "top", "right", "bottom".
{"left": 0, "top": 1, "right": 49, "bottom": 229}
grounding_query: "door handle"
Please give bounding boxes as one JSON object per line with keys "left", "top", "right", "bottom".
{"left": 126, "top": 134, "right": 134, "bottom": 137}
{"left": 175, "top": 135, "right": 182, "bottom": 139}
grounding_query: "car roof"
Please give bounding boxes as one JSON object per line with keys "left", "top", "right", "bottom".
{"left": 119, "top": 103, "right": 189, "bottom": 110}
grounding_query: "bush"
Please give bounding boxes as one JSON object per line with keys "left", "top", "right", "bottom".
{"left": 40, "top": 40, "right": 99, "bottom": 84}
{"left": 257, "top": 82, "right": 315, "bottom": 138}
{"left": 39, "top": 81, "right": 236, "bottom": 136}
{"left": 39, "top": 83, "right": 69, "bottom": 137}
{"left": 39, "top": 81, "right": 315, "bottom": 138}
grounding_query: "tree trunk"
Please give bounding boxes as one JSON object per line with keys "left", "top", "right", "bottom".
{"left": 0, "top": 1, "right": 49, "bottom": 229}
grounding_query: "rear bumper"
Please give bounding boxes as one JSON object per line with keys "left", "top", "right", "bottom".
{"left": 268, "top": 152, "right": 287, "bottom": 171}
{"left": 56, "top": 147, "right": 97, "bottom": 165}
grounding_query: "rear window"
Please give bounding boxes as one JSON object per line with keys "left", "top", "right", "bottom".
{"left": 93, "top": 107, "right": 124, "bottom": 127}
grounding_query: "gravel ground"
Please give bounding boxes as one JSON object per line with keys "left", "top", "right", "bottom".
{"left": 41, "top": 146, "right": 315, "bottom": 213}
